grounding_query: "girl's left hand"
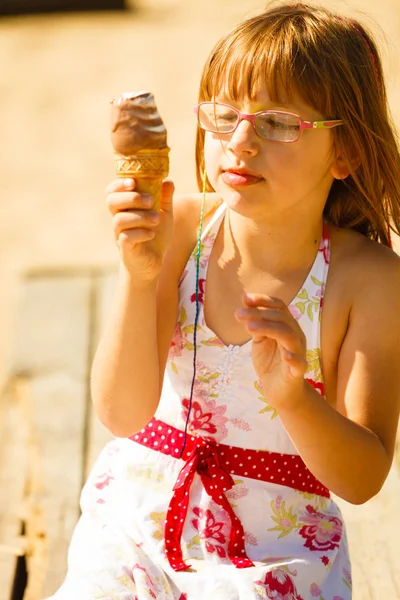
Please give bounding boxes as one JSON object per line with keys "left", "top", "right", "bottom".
{"left": 235, "top": 293, "right": 308, "bottom": 409}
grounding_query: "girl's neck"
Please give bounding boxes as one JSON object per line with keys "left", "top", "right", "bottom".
{"left": 222, "top": 207, "right": 324, "bottom": 279}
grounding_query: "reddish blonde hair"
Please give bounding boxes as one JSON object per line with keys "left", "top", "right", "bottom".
{"left": 195, "top": 2, "right": 400, "bottom": 246}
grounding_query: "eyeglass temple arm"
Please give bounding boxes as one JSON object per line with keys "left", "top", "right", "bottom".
{"left": 304, "top": 120, "right": 343, "bottom": 129}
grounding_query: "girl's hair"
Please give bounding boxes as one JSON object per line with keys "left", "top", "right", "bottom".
{"left": 195, "top": 2, "right": 400, "bottom": 246}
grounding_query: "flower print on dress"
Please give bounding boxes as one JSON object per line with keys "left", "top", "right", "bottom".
{"left": 314, "top": 282, "right": 326, "bottom": 300}
{"left": 190, "top": 278, "right": 206, "bottom": 304}
{"left": 126, "top": 564, "right": 158, "bottom": 599}
{"left": 244, "top": 531, "right": 258, "bottom": 547}
{"left": 191, "top": 506, "right": 228, "bottom": 559}
{"left": 310, "top": 582, "right": 323, "bottom": 597}
{"left": 312, "top": 276, "right": 326, "bottom": 316}
{"left": 254, "top": 568, "right": 304, "bottom": 600}
{"left": 94, "top": 470, "right": 114, "bottom": 490}
{"left": 191, "top": 233, "right": 216, "bottom": 269}
{"left": 225, "top": 479, "right": 250, "bottom": 507}
{"left": 91, "top": 469, "right": 115, "bottom": 506}
{"left": 230, "top": 417, "right": 252, "bottom": 432}
{"left": 168, "top": 306, "right": 202, "bottom": 371}
{"left": 288, "top": 304, "right": 302, "bottom": 320}
{"left": 169, "top": 322, "right": 185, "bottom": 363}
{"left": 293, "top": 287, "right": 321, "bottom": 322}
{"left": 298, "top": 505, "right": 343, "bottom": 552}
{"left": 105, "top": 440, "right": 120, "bottom": 457}
{"left": 268, "top": 496, "right": 300, "bottom": 539}
{"left": 149, "top": 511, "right": 166, "bottom": 542}
{"left": 192, "top": 360, "right": 220, "bottom": 395}
{"left": 341, "top": 567, "right": 352, "bottom": 592}
{"left": 305, "top": 378, "right": 325, "bottom": 396}
{"left": 319, "top": 233, "right": 330, "bottom": 265}
{"left": 305, "top": 348, "right": 323, "bottom": 383}
{"left": 255, "top": 379, "right": 278, "bottom": 419}
{"left": 181, "top": 396, "right": 228, "bottom": 440}
{"left": 296, "top": 492, "right": 329, "bottom": 512}
{"left": 201, "top": 334, "right": 225, "bottom": 348}
{"left": 181, "top": 364, "right": 229, "bottom": 440}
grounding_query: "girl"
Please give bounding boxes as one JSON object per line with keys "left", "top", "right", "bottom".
{"left": 50, "top": 3, "right": 400, "bottom": 599}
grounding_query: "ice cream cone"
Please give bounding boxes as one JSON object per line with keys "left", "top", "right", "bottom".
{"left": 114, "top": 147, "right": 169, "bottom": 211}
{"left": 110, "top": 91, "right": 170, "bottom": 212}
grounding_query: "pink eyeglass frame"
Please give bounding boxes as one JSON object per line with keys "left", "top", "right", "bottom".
{"left": 194, "top": 102, "right": 344, "bottom": 143}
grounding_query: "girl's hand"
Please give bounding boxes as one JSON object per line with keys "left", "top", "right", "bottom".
{"left": 235, "top": 293, "right": 308, "bottom": 409}
{"left": 106, "top": 178, "right": 174, "bottom": 283}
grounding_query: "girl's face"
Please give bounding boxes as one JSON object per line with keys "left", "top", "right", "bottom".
{"left": 203, "top": 87, "right": 337, "bottom": 222}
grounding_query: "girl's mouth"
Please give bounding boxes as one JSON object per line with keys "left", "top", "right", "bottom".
{"left": 222, "top": 170, "right": 263, "bottom": 187}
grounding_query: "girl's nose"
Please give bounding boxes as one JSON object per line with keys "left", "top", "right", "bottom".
{"left": 226, "top": 118, "right": 259, "bottom": 156}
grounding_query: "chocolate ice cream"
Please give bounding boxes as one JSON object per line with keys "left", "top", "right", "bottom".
{"left": 110, "top": 91, "right": 169, "bottom": 154}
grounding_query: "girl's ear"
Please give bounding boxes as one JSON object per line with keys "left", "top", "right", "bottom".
{"left": 330, "top": 149, "right": 361, "bottom": 180}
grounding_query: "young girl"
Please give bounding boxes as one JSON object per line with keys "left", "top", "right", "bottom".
{"left": 50, "top": 3, "right": 400, "bottom": 599}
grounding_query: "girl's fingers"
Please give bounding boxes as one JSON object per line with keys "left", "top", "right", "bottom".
{"left": 242, "top": 293, "right": 284, "bottom": 309}
{"left": 235, "top": 305, "right": 306, "bottom": 346}
{"left": 281, "top": 349, "right": 308, "bottom": 378}
{"left": 236, "top": 307, "right": 290, "bottom": 324}
{"left": 246, "top": 320, "right": 305, "bottom": 356}
{"left": 107, "top": 191, "right": 153, "bottom": 215}
{"left": 105, "top": 178, "right": 136, "bottom": 195}
{"left": 117, "top": 229, "right": 155, "bottom": 248}
{"left": 239, "top": 295, "right": 296, "bottom": 326}
{"left": 112, "top": 210, "right": 160, "bottom": 238}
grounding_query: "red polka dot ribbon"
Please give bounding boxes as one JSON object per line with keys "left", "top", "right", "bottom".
{"left": 131, "top": 418, "right": 329, "bottom": 571}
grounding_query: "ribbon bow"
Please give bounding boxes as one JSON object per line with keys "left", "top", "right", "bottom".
{"left": 164, "top": 437, "right": 255, "bottom": 571}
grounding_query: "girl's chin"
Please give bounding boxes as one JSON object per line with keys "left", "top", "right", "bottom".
{"left": 218, "top": 185, "right": 265, "bottom": 205}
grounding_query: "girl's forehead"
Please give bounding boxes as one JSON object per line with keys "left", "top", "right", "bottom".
{"left": 214, "top": 79, "right": 319, "bottom": 116}
{"left": 215, "top": 81, "right": 290, "bottom": 103}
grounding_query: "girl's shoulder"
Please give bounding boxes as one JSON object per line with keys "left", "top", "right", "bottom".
{"left": 322, "top": 225, "right": 400, "bottom": 409}
{"left": 329, "top": 224, "right": 400, "bottom": 306}
{"left": 174, "top": 191, "right": 223, "bottom": 230}
{"left": 330, "top": 225, "right": 400, "bottom": 268}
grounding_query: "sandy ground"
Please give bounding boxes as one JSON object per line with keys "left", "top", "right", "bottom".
{"left": 1, "top": 0, "right": 400, "bottom": 389}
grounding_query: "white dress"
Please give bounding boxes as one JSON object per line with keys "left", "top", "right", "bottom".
{"left": 48, "top": 202, "right": 352, "bottom": 600}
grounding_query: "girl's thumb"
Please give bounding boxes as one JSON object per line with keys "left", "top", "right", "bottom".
{"left": 160, "top": 179, "right": 175, "bottom": 213}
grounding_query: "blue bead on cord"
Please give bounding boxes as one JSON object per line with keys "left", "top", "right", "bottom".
{"left": 179, "top": 170, "right": 207, "bottom": 458}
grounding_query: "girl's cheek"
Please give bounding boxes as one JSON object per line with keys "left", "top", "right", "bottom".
{"left": 204, "top": 140, "right": 223, "bottom": 183}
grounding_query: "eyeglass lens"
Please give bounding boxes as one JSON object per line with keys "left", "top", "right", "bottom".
{"left": 198, "top": 103, "right": 301, "bottom": 142}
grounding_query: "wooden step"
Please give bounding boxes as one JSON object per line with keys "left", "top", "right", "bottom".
{"left": 0, "top": 381, "right": 29, "bottom": 600}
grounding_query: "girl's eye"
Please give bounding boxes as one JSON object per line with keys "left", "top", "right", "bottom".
{"left": 216, "top": 112, "right": 237, "bottom": 123}
{"left": 266, "top": 118, "right": 298, "bottom": 130}
{"left": 266, "top": 118, "right": 286, "bottom": 129}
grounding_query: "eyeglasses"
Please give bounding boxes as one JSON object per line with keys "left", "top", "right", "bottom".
{"left": 194, "top": 102, "right": 343, "bottom": 143}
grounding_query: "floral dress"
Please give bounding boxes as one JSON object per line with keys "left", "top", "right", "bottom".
{"left": 48, "top": 202, "right": 352, "bottom": 600}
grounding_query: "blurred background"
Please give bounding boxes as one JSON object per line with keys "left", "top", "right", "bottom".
{"left": 0, "top": 1, "right": 399, "bottom": 598}
{"left": 0, "top": 0, "right": 400, "bottom": 393}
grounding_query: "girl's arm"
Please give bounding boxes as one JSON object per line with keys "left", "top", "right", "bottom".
{"left": 91, "top": 188, "right": 220, "bottom": 438}
{"left": 268, "top": 249, "right": 400, "bottom": 504}
{"left": 91, "top": 270, "right": 173, "bottom": 438}
{"left": 91, "top": 179, "right": 179, "bottom": 438}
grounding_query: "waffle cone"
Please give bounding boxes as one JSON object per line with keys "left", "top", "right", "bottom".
{"left": 115, "top": 147, "right": 170, "bottom": 211}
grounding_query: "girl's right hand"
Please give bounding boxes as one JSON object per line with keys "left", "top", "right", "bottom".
{"left": 106, "top": 178, "right": 174, "bottom": 283}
